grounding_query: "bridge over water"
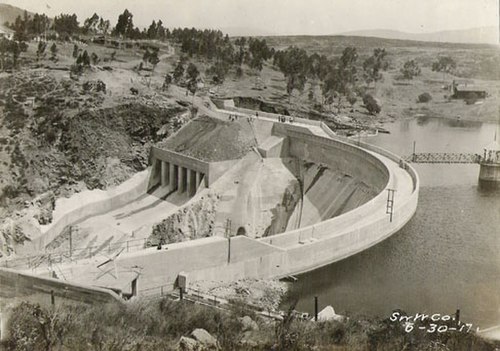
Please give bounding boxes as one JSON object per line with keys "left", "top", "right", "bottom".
{"left": 406, "top": 150, "right": 499, "bottom": 189}
{"left": 406, "top": 149, "right": 500, "bottom": 165}
{"left": 406, "top": 152, "right": 482, "bottom": 164}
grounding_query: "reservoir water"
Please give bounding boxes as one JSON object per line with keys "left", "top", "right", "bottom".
{"left": 289, "top": 116, "right": 500, "bottom": 329}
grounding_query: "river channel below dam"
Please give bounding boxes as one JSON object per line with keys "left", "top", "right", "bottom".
{"left": 288, "top": 116, "right": 500, "bottom": 330}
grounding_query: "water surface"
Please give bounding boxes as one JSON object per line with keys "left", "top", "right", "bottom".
{"left": 289, "top": 117, "right": 500, "bottom": 329}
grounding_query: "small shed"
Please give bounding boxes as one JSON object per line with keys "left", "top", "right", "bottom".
{"left": 451, "top": 80, "right": 486, "bottom": 99}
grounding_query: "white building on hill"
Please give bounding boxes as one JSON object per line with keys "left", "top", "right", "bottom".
{"left": 0, "top": 25, "right": 14, "bottom": 40}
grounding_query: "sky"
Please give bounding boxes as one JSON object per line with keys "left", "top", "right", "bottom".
{"left": 3, "top": 0, "right": 499, "bottom": 36}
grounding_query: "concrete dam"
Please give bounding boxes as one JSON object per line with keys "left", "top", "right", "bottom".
{"left": 1, "top": 106, "right": 419, "bottom": 300}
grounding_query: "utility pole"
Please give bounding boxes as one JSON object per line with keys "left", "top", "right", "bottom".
{"left": 412, "top": 141, "right": 416, "bottom": 162}
{"left": 314, "top": 296, "right": 319, "bottom": 321}
{"left": 69, "top": 226, "right": 73, "bottom": 257}
{"left": 225, "top": 219, "right": 232, "bottom": 264}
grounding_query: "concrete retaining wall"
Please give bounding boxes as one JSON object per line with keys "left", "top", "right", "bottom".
{"left": 117, "top": 237, "right": 231, "bottom": 291}
{"left": 221, "top": 106, "right": 323, "bottom": 127}
{"left": 20, "top": 169, "right": 151, "bottom": 253}
{"left": 285, "top": 129, "right": 390, "bottom": 192}
{"left": 258, "top": 136, "right": 288, "bottom": 158}
{"left": 0, "top": 268, "right": 122, "bottom": 304}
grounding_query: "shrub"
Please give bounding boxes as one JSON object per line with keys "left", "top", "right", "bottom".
{"left": 363, "top": 94, "right": 381, "bottom": 115}
{"left": 5, "top": 302, "right": 75, "bottom": 351}
{"left": 45, "top": 127, "right": 57, "bottom": 144}
{"left": 400, "top": 59, "right": 421, "bottom": 80}
{"left": 1, "top": 184, "right": 19, "bottom": 199}
{"left": 418, "top": 92, "right": 432, "bottom": 103}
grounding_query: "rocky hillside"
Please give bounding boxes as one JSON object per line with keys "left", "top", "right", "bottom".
{"left": 149, "top": 193, "right": 219, "bottom": 245}
{"left": 0, "top": 69, "right": 188, "bottom": 257}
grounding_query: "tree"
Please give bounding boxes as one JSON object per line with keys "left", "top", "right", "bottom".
{"left": 187, "top": 79, "right": 198, "bottom": 96}
{"left": 83, "top": 13, "right": 100, "bottom": 34}
{"left": 363, "top": 48, "right": 388, "bottom": 88}
{"left": 339, "top": 47, "right": 358, "bottom": 85}
{"left": 53, "top": 13, "right": 80, "bottom": 37}
{"left": 72, "top": 44, "right": 79, "bottom": 58}
{"left": 363, "top": 93, "right": 381, "bottom": 115}
{"left": 0, "top": 38, "right": 9, "bottom": 70}
{"left": 6, "top": 40, "right": 28, "bottom": 68}
{"left": 207, "top": 62, "right": 228, "bottom": 86}
{"left": 432, "top": 56, "right": 456, "bottom": 82}
{"left": 247, "top": 37, "right": 272, "bottom": 72}
{"left": 148, "top": 50, "right": 160, "bottom": 71}
{"left": 77, "top": 50, "right": 91, "bottom": 67}
{"left": 173, "top": 60, "right": 185, "bottom": 82}
{"left": 50, "top": 42, "right": 58, "bottom": 61}
{"left": 12, "top": 14, "right": 28, "bottom": 41}
{"left": 235, "top": 66, "right": 243, "bottom": 78}
{"left": 321, "top": 47, "right": 358, "bottom": 113}
{"left": 82, "top": 50, "right": 91, "bottom": 66}
{"left": 113, "top": 9, "right": 134, "bottom": 38}
{"left": 308, "top": 87, "right": 315, "bottom": 102}
{"left": 276, "top": 46, "right": 309, "bottom": 103}
{"left": 400, "top": 59, "right": 421, "bottom": 80}
{"left": 163, "top": 73, "right": 172, "bottom": 91}
{"left": 98, "top": 17, "right": 110, "bottom": 35}
{"left": 147, "top": 20, "right": 157, "bottom": 39}
{"left": 156, "top": 20, "right": 166, "bottom": 40}
{"left": 418, "top": 92, "right": 432, "bottom": 103}
{"left": 143, "top": 48, "right": 160, "bottom": 71}
{"left": 186, "top": 62, "right": 200, "bottom": 82}
{"left": 186, "top": 63, "right": 200, "bottom": 98}
{"left": 91, "top": 52, "right": 100, "bottom": 65}
{"left": 29, "top": 13, "right": 50, "bottom": 37}
{"left": 36, "top": 41, "right": 47, "bottom": 61}
{"left": 347, "top": 92, "right": 357, "bottom": 110}
{"left": 286, "top": 75, "right": 306, "bottom": 102}
{"left": 275, "top": 47, "right": 316, "bottom": 103}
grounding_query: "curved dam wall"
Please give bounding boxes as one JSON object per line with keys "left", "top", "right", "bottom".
{"left": 280, "top": 127, "right": 389, "bottom": 192}
{"left": 111, "top": 127, "right": 418, "bottom": 295}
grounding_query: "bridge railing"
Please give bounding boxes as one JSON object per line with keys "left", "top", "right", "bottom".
{"left": 407, "top": 152, "right": 482, "bottom": 164}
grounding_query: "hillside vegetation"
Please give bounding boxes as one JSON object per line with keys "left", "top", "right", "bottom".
{"left": 2, "top": 298, "right": 499, "bottom": 351}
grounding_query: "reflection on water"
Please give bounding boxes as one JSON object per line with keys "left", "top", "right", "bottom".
{"left": 414, "top": 116, "right": 484, "bottom": 129}
{"left": 289, "top": 117, "right": 500, "bottom": 329}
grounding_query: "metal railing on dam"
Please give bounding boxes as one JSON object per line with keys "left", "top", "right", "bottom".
{"left": 1, "top": 237, "right": 150, "bottom": 270}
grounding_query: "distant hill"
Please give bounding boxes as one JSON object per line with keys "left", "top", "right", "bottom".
{"left": 222, "top": 26, "right": 278, "bottom": 37}
{"left": 0, "top": 3, "right": 34, "bottom": 27}
{"left": 340, "top": 27, "right": 498, "bottom": 45}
